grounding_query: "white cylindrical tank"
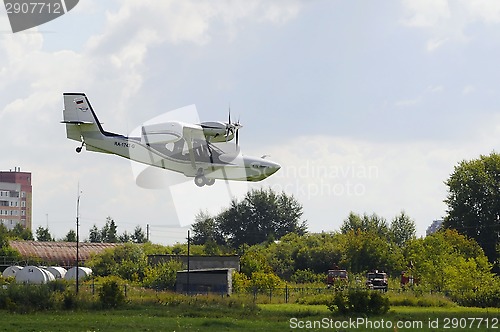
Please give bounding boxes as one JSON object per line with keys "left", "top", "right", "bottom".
{"left": 40, "top": 268, "right": 56, "bottom": 283}
{"left": 45, "top": 266, "right": 67, "bottom": 279}
{"left": 64, "top": 267, "right": 92, "bottom": 281}
{"left": 15, "top": 266, "right": 55, "bottom": 284}
{"left": 2, "top": 266, "right": 22, "bottom": 278}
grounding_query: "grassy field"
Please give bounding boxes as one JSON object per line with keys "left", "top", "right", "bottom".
{"left": 0, "top": 304, "right": 498, "bottom": 331}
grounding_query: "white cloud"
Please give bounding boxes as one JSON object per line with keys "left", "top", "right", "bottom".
{"left": 254, "top": 133, "right": 499, "bottom": 236}
{"left": 426, "top": 37, "right": 448, "bottom": 52}
{"left": 401, "top": 0, "right": 451, "bottom": 28}
{"left": 427, "top": 85, "right": 444, "bottom": 93}
{"left": 0, "top": 1, "right": 303, "bottom": 243}
{"left": 466, "top": 0, "right": 500, "bottom": 24}
{"left": 394, "top": 98, "right": 421, "bottom": 107}
{"left": 401, "top": 0, "right": 500, "bottom": 51}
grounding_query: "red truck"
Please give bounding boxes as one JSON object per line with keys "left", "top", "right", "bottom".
{"left": 326, "top": 269, "right": 348, "bottom": 288}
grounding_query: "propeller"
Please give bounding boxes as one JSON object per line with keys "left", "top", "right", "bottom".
{"left": 225, "top": 106, "right": 242, "bottom": 145}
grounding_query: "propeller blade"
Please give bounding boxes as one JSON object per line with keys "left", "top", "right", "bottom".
{"left": 236, "top": 128, "right": 239, "bottom": 146}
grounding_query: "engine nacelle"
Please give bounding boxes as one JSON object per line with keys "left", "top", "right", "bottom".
{"left": 200, "top": 121, "right": 234, "bottom": 142}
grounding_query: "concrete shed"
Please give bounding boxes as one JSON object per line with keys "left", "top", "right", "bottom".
{"left": 176, "top": 268, "right": 235, "bottom": 295}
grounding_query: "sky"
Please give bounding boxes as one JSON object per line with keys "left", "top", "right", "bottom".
{"left": 1, "top": 0, "right": 500, "bottom": 244}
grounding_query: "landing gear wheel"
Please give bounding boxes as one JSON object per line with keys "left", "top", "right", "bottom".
{"left": 205, "top": 178, "right": 215, "bottom": 186}
{"left": 76, "top": 147, "right": 82, "bottom": 153}
{"left": 194, "top": 175, "right": 206, "bottom": 187}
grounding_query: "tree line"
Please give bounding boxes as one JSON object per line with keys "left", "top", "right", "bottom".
{"left": 10, "top": 217, "right": 148, "bottom": 244}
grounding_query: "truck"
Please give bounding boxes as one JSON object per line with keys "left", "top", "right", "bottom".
{"left": 326, "top": 269, "right": 348, "bottom": 288}
{"left": 365, "top": 271, "right": 388, "bottom": 291}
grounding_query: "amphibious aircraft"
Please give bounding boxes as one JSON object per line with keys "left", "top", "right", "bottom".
{"left": 61, "top": 93, "right": 280, "bottom": 186}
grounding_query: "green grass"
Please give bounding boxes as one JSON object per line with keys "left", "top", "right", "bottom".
{"left": 0, "top": 305, "right": 498, "bottom": 331}
{"left": 1, "top": 284, "right": 499, "bottom": 331}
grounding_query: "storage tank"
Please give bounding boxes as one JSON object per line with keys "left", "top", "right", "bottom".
{"left": 15, "top": 266, "right": 55, "bottom": 284}
{"left": 2, "top": 265, "right": 22, "bottom": 278}
{"left": 64, "top": 267, "right": 92, "bottom": 281}
{"left": 45, "top": 266, "right": 67, "bottom": 279}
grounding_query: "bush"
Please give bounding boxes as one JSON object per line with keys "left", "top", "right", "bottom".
{"left": 98, "top": 278, "right": 126, "bottom": 308}
{"left": 291, "top": 269, "right": 325, "bottom": 284}
{"left": 0, "top": 283, "right": 54, "bottom": 312}
{"left": 62, "top": 290, "right": 78, "bottom": 310}
{"left": 328, "top": 289, "right": 390, "bottom": 316}
{"left": 388, "top": 291, "right": 455, "bottom": 307}
{"left": 232, "top": 271, "right": 251, "bottom": 292}
{"left": 142, "top": 260, "right": 182, "bottom": 290}
{"left": 250, "top": 272, "right": 285, "bottom": 291}
{"left": 450, "top": 288, "right": 500, "bottom": 308}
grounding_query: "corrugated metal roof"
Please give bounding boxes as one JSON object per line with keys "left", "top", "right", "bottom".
{"left": 9, "top": 240, "right": 121, "bottom": 266}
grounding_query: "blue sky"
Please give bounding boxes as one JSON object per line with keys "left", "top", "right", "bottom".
{"left": 1, "top": 0, "right": 500, "bottom": 243}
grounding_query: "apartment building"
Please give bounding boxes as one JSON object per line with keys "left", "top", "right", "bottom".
{"left": 0, "top": 168, "right": 32, "bottom": 231}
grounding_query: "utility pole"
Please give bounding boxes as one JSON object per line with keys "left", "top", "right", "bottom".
{"left": 76, "top": 185, "right": 81, "bottom": 294}
{"left": 187, "top": 230, "right": 190, "bottom": 295}
{"left": 146, "top": 224, "right": 149, "bottom": 242}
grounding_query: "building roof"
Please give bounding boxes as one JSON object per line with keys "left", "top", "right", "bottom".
{"left": 9, "top": 240, "right": 121, "bottom": 266}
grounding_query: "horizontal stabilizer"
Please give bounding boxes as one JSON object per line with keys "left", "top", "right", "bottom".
{"left": 61, "top": 120, "right": 94, "bottom": 124}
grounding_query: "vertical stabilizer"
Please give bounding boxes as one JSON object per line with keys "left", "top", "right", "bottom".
{"left": 63, "top": 93, "right": 97, "bottom": 124}
{"left": 62, "top": 93, "right": 104, "bottom": 142}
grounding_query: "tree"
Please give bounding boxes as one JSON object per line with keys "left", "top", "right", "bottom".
{"left": 132, "top": 225, "right": 147, "bottom": 243}
{"left": 444, "top": 152, "right": 500, "bottom": 266}
{"left": 101, "top": 217, "right": 118, "bottom": 243}
{"left": 35, "top": 226, "right": 54, "bottom": 242}
{"left": 405, "top": 229, "right": 494, "bottom": 294}
{"left": 340, "top": 212, "right": 389, "bottom": 239}
{"left": 63, "top": 229, "right": 77, "bottom": 242}
{"left": 191, "top": 211, "right": 225, "bottom": 245}
{"left": 390, "top": 211, "right": 416, "bottom": 247}
{"left": 218, "top": 188, "right": 307, "bottom": 248}
{"left": 87, "top": 243, "right": 147, "bottom": 281}
{"left": 338, "top": 229, "right": 404, "bottom": 274}
{"left": 0, "top": 224, "right": 22, "bottom": 261}
{"left": 119, "top": 231, "right": 131, "bottom": 243}
{"left": 89, "top": 224, "right": 102, "bottom": 243}
{"left": 10, "top": 223, "right": 33, "bottom": 240}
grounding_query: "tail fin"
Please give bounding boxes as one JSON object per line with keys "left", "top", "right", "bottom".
{"left": 62, "top": 93, "right": 124, "bottom": 143}
{"left": 62, "top": 93, "right": 99, "bottom": 124}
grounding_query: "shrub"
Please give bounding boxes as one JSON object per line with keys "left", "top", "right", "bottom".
{"left": 291, "top": 269, "right": 324, "bottom": 284}
{"left": 388, "top": 291, "right": 455, "bottom": 307}
{"left": 142, "top": 260, "right": 182, "bottom": 290}
{"left": 0, "top": 283, "right": 53, "bottom": 312}
{"left": 232, "top": 271, "right": 251, "bottom": 292}
{"left": 250, "top": 272, "right": 285, "bottom": 291}
{"left": 98, "top": 277, "right": 126, "bottom": 308}
{"left": 328, "top": 289, "right": 390, "bottom": 316}
{"left": 451, "top": 288, "right": 500, "bottom": 308}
